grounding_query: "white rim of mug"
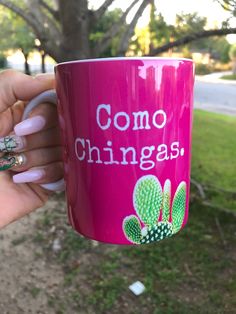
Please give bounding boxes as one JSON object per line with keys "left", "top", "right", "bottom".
{"left": 56, "top": 57, "right": 193, "bottom": 67}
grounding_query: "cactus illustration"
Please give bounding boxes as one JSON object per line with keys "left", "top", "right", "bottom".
{"left": 123, "top": 175, "right": 187, "bottom": 245}
{"left": 171, "top": 182, "right": 186, "bottom": 234}
{"left": 162, "top": 179, "right": 171, "bottom": 222}
{"left": 123, "top": 215, "right": 142, "bottom": 244}
{"left": 133, "top": 175, "right": 163, "bottom": 226}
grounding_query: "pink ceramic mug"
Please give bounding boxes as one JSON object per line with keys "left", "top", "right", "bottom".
{"left": 24, "top": 57, "right": 194, "bottom": 245}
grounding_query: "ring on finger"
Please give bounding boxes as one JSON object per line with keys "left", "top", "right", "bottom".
{"left": 0, "top": 153, "right": 25, "bottom": 171}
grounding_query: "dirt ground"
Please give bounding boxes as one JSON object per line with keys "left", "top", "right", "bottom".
{"left": 0, "top": 198, "right": 66, "bottom": 314}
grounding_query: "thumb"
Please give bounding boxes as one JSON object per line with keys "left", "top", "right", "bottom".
{"left": 0, "top": 70, "right": 55, "bottom": 136}
{"left": 0, "top": 70, "right": 55, "bottom": 114}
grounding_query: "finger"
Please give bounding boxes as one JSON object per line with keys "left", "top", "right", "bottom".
{"left": 14, "top": 101, "right": 58, "bottom": 136}
{"left": 0, "top": 71, "right": 54, "bottom": 137}
{"left": 0, "top": 70, "right": 54, "bottom": 113}
{"left": 12, "top": 162, "right": 64, "bottom": 184}
{"left": 0, "top": 147, "right": 62, "bottom": 172}
{"left": 0, "top": 101, "right": 26, "bottom": 137}
{"left": 0, "top": 127, "right": 61, "bottom": 153}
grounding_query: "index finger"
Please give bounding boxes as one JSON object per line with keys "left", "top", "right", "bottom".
{"left": 0, "top": 70, "right": 55, "bottom": 114}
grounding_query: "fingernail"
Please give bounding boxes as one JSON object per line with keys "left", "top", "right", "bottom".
{"left": 0, "top": 135, "right": 25, "bottom": 152}
{"left": 14, "top": 116, "right": 46, "bottom": 136}
{"left": 41, "top": 178, "right": 65, "bottom": 192}
{"left": 0, "top": 153, "right": 26, "bottom": 171}
{"left": 13, "top": 169, "right": 45, "bottom": 183}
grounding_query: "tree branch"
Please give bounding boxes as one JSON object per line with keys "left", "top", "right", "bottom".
{"left": 190, "top": 178, "right": 236, "bottom": 217}
{"left": 191, "top": 179, "right": 206, "bottom": 199}
{"left": 0, "top": 0, "right": 61, "bottom": 61}
{"left": 0, "top": 0, "right": 39, "bottom": 31}
{"left": 150, "top": 27, "right": 236, "bottom": 55}
{"left": 215, "top": 0, "right": 236, "bottom": 12}
{"left": 39, "top": 0, "right": 59, "bottom": 21}
{"left": 97, "top": 0, "right": 140, "bottom": 54}
{"left": 94, "top": 0, "right": 115, "bottom": 21}
{"left": 118, "top": 0, "right": 151, "bottom": 55}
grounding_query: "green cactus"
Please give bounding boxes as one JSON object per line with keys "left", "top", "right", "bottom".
{"left": 162, "top": 179, "right": 171, "bottom": 222}
{"left": 133, "top": 175, "right": 163, "bottom": 227}
{"left": 123, "top": 215, "right": 142, "bottom": 244}
{"left": 172, "top": 182, "right": 186, "bottom": 234}
{"left": 140, "top": 223, "right": 173, "bottom": 244}
{"left": 123, "top": 175, "right": 187, "bottom": 245}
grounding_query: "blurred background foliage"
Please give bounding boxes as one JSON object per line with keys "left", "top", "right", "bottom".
{"left": 0, "top": 0, "right": 235, "bottom": 74}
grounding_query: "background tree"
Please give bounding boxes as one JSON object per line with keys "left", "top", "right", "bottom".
{"left": 207, "top": 37, "right": 231, "bottom": 62}
{"left": 89, "top": 8, "right": 126, "bottom": 57}
{"left": 131, "top": 7, "right": 232, "bottom": 62}
{"left": 229, "top": 44, "right": 236, "bottom": 73}
{"left": 174, "top": 13, "right": 207, "bottom": 50}
{"left": 149, "top": 11, "right": 174, "bottom": 53}
{"left": 0, "top": 0, "right": 151, "bottom": 62}
{"left": 0, "top": 8, "right": 35, "bottom": 74}
{"left": 149, "top": 0, "right": 236, "bottom": 55}
{"left": 174, "top": 12, "right": 231, "bottom": 62}
{"left": 0, "top": 0, "right": 236, "bottom": 62}
{"left": 216, "top": 0, "right": 236, "bottom": 16}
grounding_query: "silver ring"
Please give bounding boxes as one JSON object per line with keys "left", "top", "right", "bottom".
{"left": 40, "top": 178, "right": 65, "bottom": 192}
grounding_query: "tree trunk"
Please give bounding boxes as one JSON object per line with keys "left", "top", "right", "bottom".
{"left": 24, "top": 55, "right": 31, "bottom": 75}
{"left": 58, "top": 0, "right": 91, "bottom": 61}
{"left": 21, "top": 49, "right": 31, "bottom": 75}
{"left": 41, "top": 51, "right": 46, "bottom": 73}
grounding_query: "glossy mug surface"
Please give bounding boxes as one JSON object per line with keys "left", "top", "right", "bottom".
{"left": 55, "top": 57, "right": 194, "bottom": 245}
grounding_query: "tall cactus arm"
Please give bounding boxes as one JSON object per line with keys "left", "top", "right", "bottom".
{"left": 162, "top": 179, "right": 171, "bottom": 222}
{"left": 172, "top": 181, "right": 187, "bottom": 234}
{"left": 133, "top": 175, "right": 163, "bottom": 227}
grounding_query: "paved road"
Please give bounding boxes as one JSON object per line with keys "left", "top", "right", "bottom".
{"left": 194, "top": 73, "right": 236, "bottom": 115}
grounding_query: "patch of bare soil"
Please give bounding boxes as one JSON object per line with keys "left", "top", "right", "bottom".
{"left": 0, "top": 199, "right": 66, "bottom": 314}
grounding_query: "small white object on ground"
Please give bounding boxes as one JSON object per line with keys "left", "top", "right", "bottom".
{"left": 129, "top": 281, "right": 145, "bottom": 296}
{"left": 52, "top": 238, "right": 62, "bottom": 252}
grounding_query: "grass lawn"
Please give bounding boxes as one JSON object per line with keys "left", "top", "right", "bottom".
{"left": 191, "top": 110, "right": 236, "bottom": 211}
{"left": 221, "top": 74, "right": 236, "bottom": 80}
{"left": 32, "top": 199, "right": 236, "bottom": 314}
{"left": 25, "top": 109, "right": 236, "bottom": 313}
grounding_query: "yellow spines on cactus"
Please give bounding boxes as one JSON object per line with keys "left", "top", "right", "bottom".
{"left": 133, "top": 175, "right": 163, "bottom": 227}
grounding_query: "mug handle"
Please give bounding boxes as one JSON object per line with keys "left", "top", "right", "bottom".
{"left": 22, "top": 89, "right": 65, "bottom": 192}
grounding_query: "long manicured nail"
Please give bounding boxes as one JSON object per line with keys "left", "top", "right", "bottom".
{"left": 0, "top": 135, "right": 25, "bottom": 152}
{"left": 0, "top": 154, "right": 25, "bottom": 171}
{"left": 41, "top": 178, "right": 65, "bottom": 192}
{"left": 14, "top": 116, "right": 46, "bottom": 136}
{"left": 13, "top": 169, "right": 45, "bottom": 183}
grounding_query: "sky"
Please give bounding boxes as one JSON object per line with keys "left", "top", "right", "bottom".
{"left": 153, "top": 0, "right": 232, "bottom": 26}
{"left": 90, "top": 0, "right": 236, "bottom": 43}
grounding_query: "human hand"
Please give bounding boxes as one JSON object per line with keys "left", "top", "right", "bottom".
{"left": 0, "top": 70, "right": 63, "bottom": 228}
